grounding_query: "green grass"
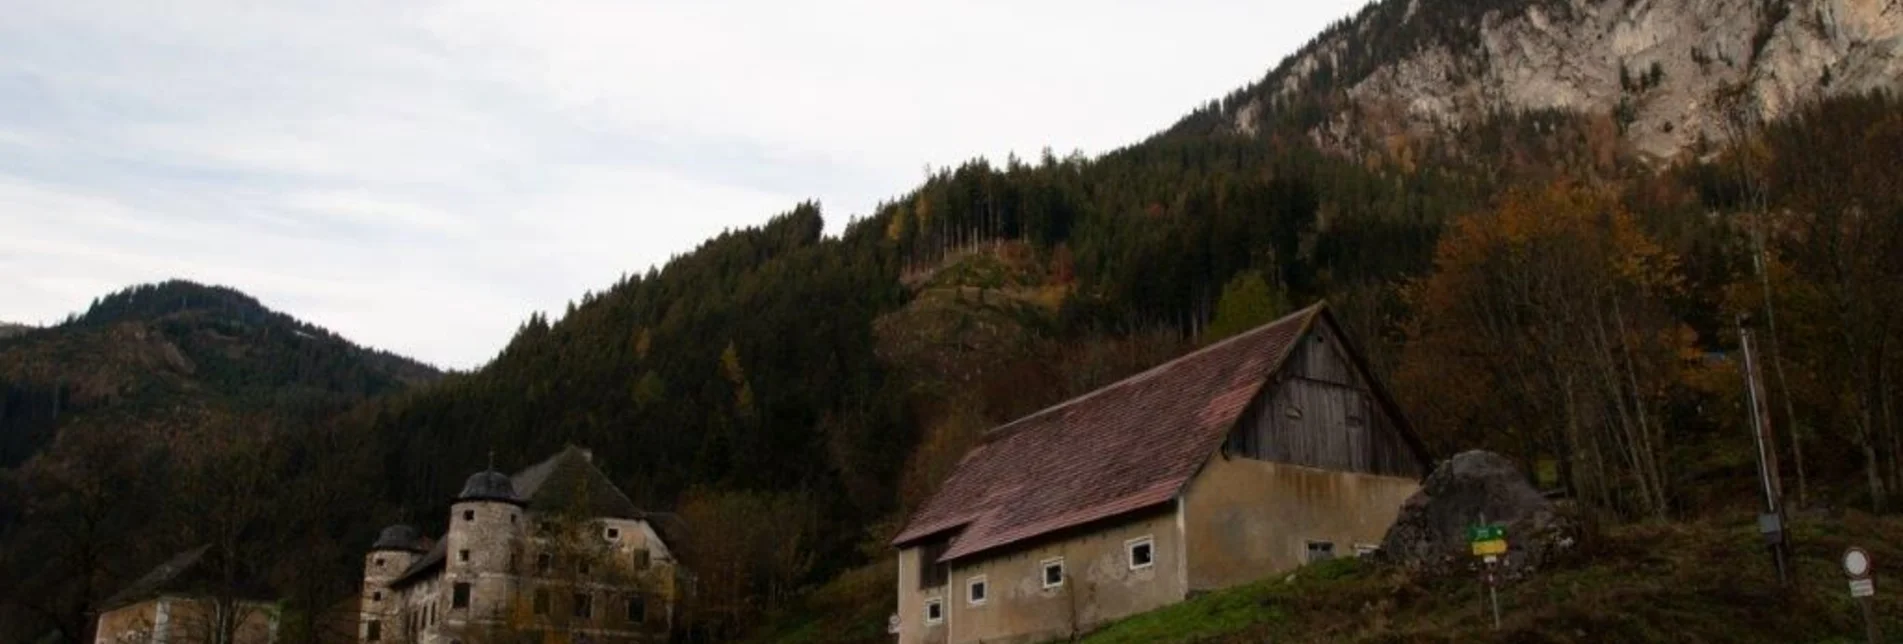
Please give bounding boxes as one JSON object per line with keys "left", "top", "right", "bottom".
{"left": 1079, "top": 514, "right": 1903, "bottom": 643}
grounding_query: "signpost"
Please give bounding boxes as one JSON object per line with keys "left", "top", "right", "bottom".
{"left": 1469, "top": 523, "right": 1507, "bottom": 630}
{"left": 1844, "top": 547, "right": 1880, "bottom": 644}
{"left": 1739, "top": 321, "right": 1792, "bottom": 586}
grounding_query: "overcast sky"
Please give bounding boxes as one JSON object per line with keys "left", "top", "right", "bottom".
{"left": 2, "top": 0, "right": 1367, "bottom": 369}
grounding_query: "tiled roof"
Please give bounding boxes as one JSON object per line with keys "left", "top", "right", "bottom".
{"left": 893, "top": 304, "right": 1325, "bottom": 562}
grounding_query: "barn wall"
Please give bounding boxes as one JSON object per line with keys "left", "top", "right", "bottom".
{"left": 894, "top": 511, "right": 1185, "bottom": 644}
{"left": 1229, "top": 322, "right": 1422, "bottom": 478}
{"left": 1180, "top": 453, "right": 1418, "bottom": 591}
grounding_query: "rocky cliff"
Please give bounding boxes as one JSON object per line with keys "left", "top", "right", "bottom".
{"left": 1208, "top": 0, "right": 1903, "bottom": 160}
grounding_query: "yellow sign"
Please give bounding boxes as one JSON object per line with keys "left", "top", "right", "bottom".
{"left": 1472, "top": 539, "right": 1508, "bottom": 556}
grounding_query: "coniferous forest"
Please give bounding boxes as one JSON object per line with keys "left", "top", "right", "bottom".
{"left": 7, "top": 5, "right": 1903, "bottom": 644}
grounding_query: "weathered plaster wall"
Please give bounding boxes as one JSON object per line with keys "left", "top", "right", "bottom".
{"left": 445, "top": 499, "right": 523, "bottom": 627}
{"left": 158, "top": 599, "right": 278, "bottom": 644}
{"left": 894, "top": 545, "right": 946, "bottom": 644}
{"left": 95, "top": 601, "right": 159, "bottom": 644}
{"left": 98, "top": 598, "right": 278, "bottom": 644}
{"left": 360, "top": 548, "right": 417, "bottom": 642}
{"left": 898, "top": 511, "right": 1185, "bottom": 644}
{"left": 1182, "top": 453, "right": 1418, "bottom": 590}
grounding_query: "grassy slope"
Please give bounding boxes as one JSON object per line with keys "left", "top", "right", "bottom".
{"left": 1083, "top": 514, "right": 1903, "bottom": 643}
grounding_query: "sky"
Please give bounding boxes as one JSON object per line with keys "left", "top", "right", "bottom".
{"left": 1, "top": 0, "right": 1368, "bottom": 370}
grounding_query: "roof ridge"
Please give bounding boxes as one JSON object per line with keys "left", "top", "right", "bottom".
{"left": 980, "top": 302, "right": 1324, "bottom": 444}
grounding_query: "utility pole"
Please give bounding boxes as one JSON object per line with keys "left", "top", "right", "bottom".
{"left": 1739, "top": 317, "right": 1792, "bottom": 586}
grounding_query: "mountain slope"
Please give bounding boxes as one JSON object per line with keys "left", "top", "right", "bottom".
{"left": 0, "top": 279, "right": 441, "bottom": 467}
{"left": 1174, "top": 0, "right": 1903, "bottom": 160}
{"left": 1082, "top": 515, "right": 1903, "bottom": 643}
{"left": 0, "top": 280, "right": 443, "bottom": 643}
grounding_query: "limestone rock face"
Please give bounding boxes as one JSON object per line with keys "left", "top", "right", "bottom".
{"left": 1230, "top": 0, "right": 1903, "bottom": 160}
{"left": 1378, "top": 450, "right": 1579, "bottom": 580}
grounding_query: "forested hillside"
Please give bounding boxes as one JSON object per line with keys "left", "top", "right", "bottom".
{"left": 5, "top": 0, "right": 1903, "bottom": 642}
{"left": 0, "top": 281, "right": 441, "bottom": 642}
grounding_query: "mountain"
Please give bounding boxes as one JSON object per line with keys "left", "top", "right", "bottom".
{"left": 0, "top": 323, "right": 32, "bottom": 339}
{"left": 1171, "top": 0, "right": 1903, "bottom": 160}
{"left": 0, "top": 280, "right": 439, "bottom": 467}
{"left": 0, "top": 280, "right": 442, "bottom": 642}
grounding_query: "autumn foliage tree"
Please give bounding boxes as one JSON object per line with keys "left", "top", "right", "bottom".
{"left": 1397, "top": 182, "right": 1698, "bottom": 519}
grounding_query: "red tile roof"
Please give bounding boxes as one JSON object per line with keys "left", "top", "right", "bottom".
{"left": 893, "top": 303, "right": 1326, "bottom": 561}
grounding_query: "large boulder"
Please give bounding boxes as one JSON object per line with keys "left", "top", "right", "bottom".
{"left": 1378, "top": 450, "right": 1580, "bottom": 580}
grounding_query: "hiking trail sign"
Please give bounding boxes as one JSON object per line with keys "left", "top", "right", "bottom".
{"left": 1469, "top": 524, "right": 1507, "bottom": 558}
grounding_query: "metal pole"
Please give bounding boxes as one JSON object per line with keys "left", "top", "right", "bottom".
{"left": 1860, "top": 596, "right": 1882, "bottom": 644}
{"left": 1739, "top": 320, "right": 1791, "bottom": 585}
{"left": 1489, "top": 575, "right": 1501, "bottom": 630}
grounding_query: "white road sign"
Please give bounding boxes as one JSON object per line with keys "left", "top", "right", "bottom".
{"left": 1845, "top": 548, "right": 1872, "bottom": 578}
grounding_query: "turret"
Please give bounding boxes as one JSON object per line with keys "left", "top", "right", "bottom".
{"left": 444, "top": 469, "right": 527, "bottom": 626}
{"left": 361, "top": 524, "right": 425, "bottom": 642}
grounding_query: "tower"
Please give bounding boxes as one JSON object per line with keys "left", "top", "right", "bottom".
{"left": 443, "top": 468, "right": 527, "bottom": 633}
{"left": 361, "top": 524, "right": 424, "bottom": 642}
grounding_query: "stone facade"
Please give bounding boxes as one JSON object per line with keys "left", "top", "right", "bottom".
{"left": 360, "top": 447, "right": 682, "bottom": 644}
{"left": 93, "top": 596, "right": 280, "bottom": 644}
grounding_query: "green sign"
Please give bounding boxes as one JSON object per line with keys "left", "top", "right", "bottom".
{"left": 1468, "top": 524, "right": 1506, "bottom": 543}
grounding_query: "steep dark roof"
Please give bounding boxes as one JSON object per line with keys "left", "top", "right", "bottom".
{"left": 510, "top": 445, "right": 642, "bottom": 520}
{"left": 457, "top": 469, "right": 524, "bottom": 505}
{"left": 98, "top": 545, "right": 272, "bottom": 610}
{"left": 892, "top": 303, "right": 1426, "bottom": 562}
{"left": 388, "top": 540, "right": 447, "bottom": 588}
{"left": 371, "top": 524, "right": 426, "bottom": 552}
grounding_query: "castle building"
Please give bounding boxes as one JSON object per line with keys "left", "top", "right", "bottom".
{"left": 360, "top": 446, "right": 684, "bottom": 644}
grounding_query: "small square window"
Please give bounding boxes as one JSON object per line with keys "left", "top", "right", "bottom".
{"left": 1127, "top": 536, "right": 1155, "bottom": 570}
{"left": 967, "top": 576, "right": 988, "bottom": 606}
{"left": 371, "top": 591, "right": 382, "bottom": 601}
{"left": 1306, "top": 540, "right": 1335, "bottom": 563}
{"left": 537, "top": 553, "right": 553, "bottom": 573}
{"left": 1040, "top": 557, "right": 1065, "bottom": 589}
{"left": 458, "top": 549, "right": 470, "bottom": 562}
{"left": 1354, "top": 543, "right": 1380, "bottom": 558}
{"left": 606, "top": 527, "right": 621, "bottom": 540}
{"left": 463, "top": 510, "right": 475, "bottom": 521}
{"left": 924, "top": 598, "right": 944, "bottom": 625}
{"left": 374, "top": 556, "right": 385, "bottom": 567}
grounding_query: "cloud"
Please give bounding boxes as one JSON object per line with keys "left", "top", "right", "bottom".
{"left": 0, "top": 0, "right": 1369, "bottom": 368}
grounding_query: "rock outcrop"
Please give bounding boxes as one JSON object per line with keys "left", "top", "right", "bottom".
{"left": 1378, "top": 450, "right": 1580, "bottom": 580}
{"left": 1217, "top": 0, "right": 1903, "bottom": 161}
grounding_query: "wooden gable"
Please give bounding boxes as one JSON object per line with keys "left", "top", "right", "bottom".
{"left": 1225, "top": 316, "right": 1425, "bottom": 478}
